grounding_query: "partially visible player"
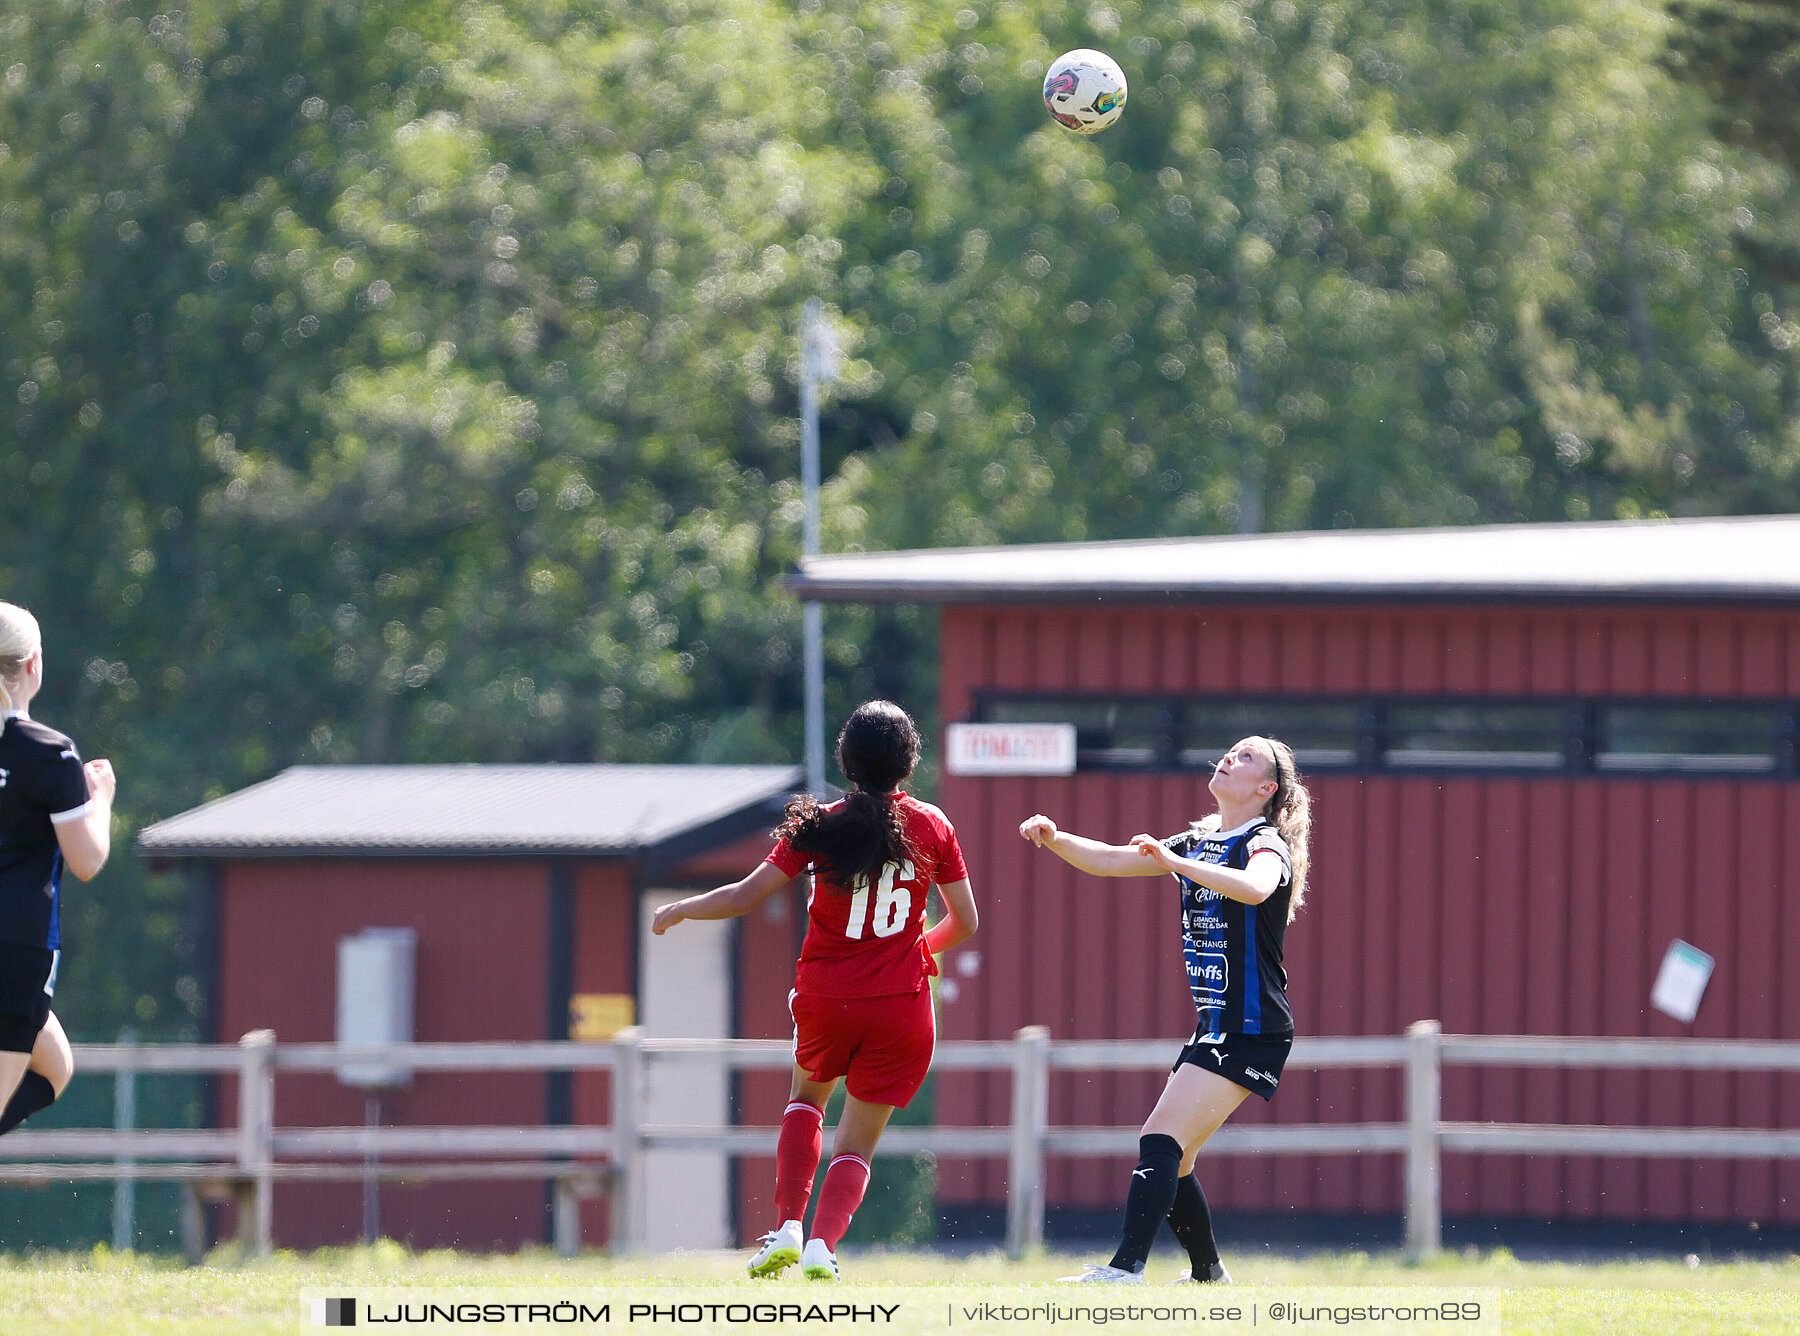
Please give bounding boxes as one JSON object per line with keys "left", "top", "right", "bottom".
{"left": 1020, "top": 735, "right": 1311, "bottom": 1283}
{"left": 653, "top": 700, "right": 977, "bottom": 1281}
{"left": 0, "top": 602, "right": 116, "bottom": 1137}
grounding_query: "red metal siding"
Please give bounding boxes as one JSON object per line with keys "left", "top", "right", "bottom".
{"left": 935, "top": 603, "right": 1800, "bottom": 1227}
{"left": 666, "top": 830, "right": 784, "bottom": 888}
{"left": 569, "top": 860, "right": 637, "bottom": 1246}
{"left": 216, "top": 858, "right": 552, "bottom": 1249}
{"left": 1781, "top": 785, "right": 1800, "bottom": 1221}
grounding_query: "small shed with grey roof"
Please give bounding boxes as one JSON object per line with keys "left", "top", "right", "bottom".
{"left": 139, "top": 763, "right": 801, "bottom": 865}
{"left": 139, "top": 763, "right": 801, "bottom": 1254}
{"left": 790, "top": 513, "right": 1800, "bottom": 1242}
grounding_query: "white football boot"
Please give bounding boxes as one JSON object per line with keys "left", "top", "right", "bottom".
{"left": 746, "top": 1220, "right": 804, "bottom": 1278}
{"left": 1173, "top": 1260, "right": 1232, "bottom": 1284}
{"left": 1058, "top": 1262, "right": 1146, "bottom": 1283}
{"left": 800, "top": 1236, "right": 840, "bottom": 1281}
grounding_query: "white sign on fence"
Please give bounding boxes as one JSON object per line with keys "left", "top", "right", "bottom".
{"left": 1651, "top": 939, "right": 1715, "bottom": 1024}
{"left": 945, "top": 722, "right": 1077, "bottom": 776}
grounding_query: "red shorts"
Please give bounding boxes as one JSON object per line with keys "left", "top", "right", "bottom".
{"left": 790, "top": 986, "right": 935, "bottom": 1109}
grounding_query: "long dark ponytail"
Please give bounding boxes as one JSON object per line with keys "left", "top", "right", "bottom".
{"left": 776, "top": 700, "right": 921, "bottom": 892}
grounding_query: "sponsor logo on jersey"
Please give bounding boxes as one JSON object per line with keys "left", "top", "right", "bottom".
{"left": 1244, "top": 1067, "right": 1276, "bottom": 1085}
{"left": 1185, "top": 950, "right": 1229, "bottom": 996}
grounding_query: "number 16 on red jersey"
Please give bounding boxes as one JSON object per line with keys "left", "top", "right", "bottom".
{"left": 842, "top": 859, "right": 915, "bottom": 939}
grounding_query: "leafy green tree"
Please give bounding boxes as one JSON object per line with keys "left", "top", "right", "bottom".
{"left": 1666, "top": 0, "right": 1800, "bottom": 177}
{"left": 835, "top": 0, "right": 1800, "bottom": 549}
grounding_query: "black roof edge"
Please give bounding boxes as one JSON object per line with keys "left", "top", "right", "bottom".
{"left": 638, "top": 789, "right": 797, "bottom": 881}
{"left": 783, "top": 572, "right": 1800, "bottom": 607}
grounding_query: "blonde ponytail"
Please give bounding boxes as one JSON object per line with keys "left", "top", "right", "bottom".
{"left": 0, "top": 602, "right": 43, "bottom": 714}
{"left": 1261, "top": 737, "right": 1312, "bottom": 924}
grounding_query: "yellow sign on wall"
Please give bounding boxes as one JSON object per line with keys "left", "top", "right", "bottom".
{"left": 569, "top": 993, "right": 635, "bottom": 1041}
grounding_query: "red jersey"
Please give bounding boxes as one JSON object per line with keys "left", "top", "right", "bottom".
{"left": 766, "top": 792, "right": 968, "bottom": 999}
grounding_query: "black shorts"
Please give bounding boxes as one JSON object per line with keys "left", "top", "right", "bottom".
{"left": 0, "top": 943, "right": 57, "bottom": 1054}
{"left": 1173, "top": 1025, "right": 1293, "bottom": 1102}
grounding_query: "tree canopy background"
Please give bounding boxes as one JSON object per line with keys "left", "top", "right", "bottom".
{"left": 2, "top": 0, "right": 1799, "bottom": 1244}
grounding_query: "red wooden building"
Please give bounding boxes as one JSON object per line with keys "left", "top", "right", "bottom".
{"left": 788, "top": 514, "right": 1800, "bottom": 1231}
{"left": 139, "top": 763, "right": 799, "bottom": 1251}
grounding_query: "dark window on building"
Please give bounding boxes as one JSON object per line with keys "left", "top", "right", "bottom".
{"left": 1597, "top": 705, "right": 1785, "bottom": 774}
{"left": 988, "top": 697, "right": 1167, "bottom": 768}
{"left": 975, "top": 694, "right": 1800, "bottom": 778}
{"left": 1180, "top": 701, "right": 1362, "bottom": 771}
{"left": 1385, "top": 703, "right": 1568, "bottom": 771}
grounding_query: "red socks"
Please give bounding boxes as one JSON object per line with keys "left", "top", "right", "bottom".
{"left": 774, "top": 1100, "right": 825, "bottom": 1224}
{"left": 809, "top": 1153, "right": 871, "bottom": 1250}
{"left": 771, "top": 1102, "right": 870, "bottom": 1251}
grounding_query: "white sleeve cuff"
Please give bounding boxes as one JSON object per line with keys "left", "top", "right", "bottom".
{"left": 1246, "top": 846, "right": 1290, "bottom": 874}
{"left": 49, "top": 801, "right": 93, "bottom": 825}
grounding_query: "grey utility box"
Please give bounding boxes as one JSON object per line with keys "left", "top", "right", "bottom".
{"left": 335, "top": 927, "right": 418, "bottom": 1089}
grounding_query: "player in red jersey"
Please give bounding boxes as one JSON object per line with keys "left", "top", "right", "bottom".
{"left": 652, "top": 700, "right": 978, "bottom": 1281}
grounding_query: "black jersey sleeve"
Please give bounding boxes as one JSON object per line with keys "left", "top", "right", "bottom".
{"left": 1245, "top": 827, "right": 1292, "bottom": 882}
{"left": 10, "top": 720, "right": 90, "bottom": 822}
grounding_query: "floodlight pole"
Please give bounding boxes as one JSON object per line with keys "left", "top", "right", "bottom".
{"left": 800, "top": 299, "right": 828, "bottom": 797}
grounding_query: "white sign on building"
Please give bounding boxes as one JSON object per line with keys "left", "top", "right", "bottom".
{"left": 945, "top": 722, "right": 1078, "bottom": 776}
{"left": 1650, "top": 939, "right": 1715, "bottom": 1024}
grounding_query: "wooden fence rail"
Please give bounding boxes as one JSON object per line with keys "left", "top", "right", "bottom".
{"left": 3, "top": 1020, "right": 1798, "bottom": 1263}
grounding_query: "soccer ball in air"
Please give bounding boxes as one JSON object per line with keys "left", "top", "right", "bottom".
{"left": 1042, "top": 49, "right": 1127, "bottom": 134}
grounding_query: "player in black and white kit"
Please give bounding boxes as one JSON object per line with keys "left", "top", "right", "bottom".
{"left": 0, "top": 602, "right": 115, "bottom": 1136}
{"left": 1020, "top": 735, "right": 1312, "bottom": 1284}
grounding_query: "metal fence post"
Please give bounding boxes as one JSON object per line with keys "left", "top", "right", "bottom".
{"left": 178, "top": 1184, "right": 208, "bottom": 1266}
{"left": 1005, "top": 1026, "right": 1050, "bottom": 1259}
{"left": 609, "top": 1027, "right": 644, "bottom": 1255}
{"left": 553, "top": 1176, "right": 582, "bottom": 1258}
{"left": 112, "top": 1027, "right": 137, "bottom": 1253}
{"left": 1404, "top": 1019, "right": 1442, "bottom": 1263}
{"left": 236, "top": 1029, "right": 276, "bottom": 1258}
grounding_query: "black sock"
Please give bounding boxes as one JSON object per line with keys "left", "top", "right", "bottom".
{"left": 0, "top": 1072, "right": 56, "bottom": 1136}
{"left": 1108, "top": 1133, "right": 1183, "bottom": 1273}
{"left": 1166, "top": 1173, "right": 1221, "bottom": 1273}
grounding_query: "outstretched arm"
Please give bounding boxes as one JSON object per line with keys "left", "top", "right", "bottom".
{"left": 1018, "top": 814, "right": 1166, "bottom": 877}
{"left": 651, "top": 861, "right": 793, "bottom": 933}
{"left": 1129, "top": 835, "right": 1283, "bottom": 905}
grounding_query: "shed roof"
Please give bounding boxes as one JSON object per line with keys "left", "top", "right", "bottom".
{"left": 137, "top": 763, "right": 802, "bottom": 861}
{"left": 787, "top": 513, "right": 1800, "bottom": 605}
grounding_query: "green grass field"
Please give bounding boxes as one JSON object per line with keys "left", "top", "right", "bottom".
{"left": 2, "top": 1244, "right": 1797, "bottom": 1335}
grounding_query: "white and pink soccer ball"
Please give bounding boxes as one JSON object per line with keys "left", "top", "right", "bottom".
{"left": 1042, "top": 48, "right": 1127, "bottom": 134}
